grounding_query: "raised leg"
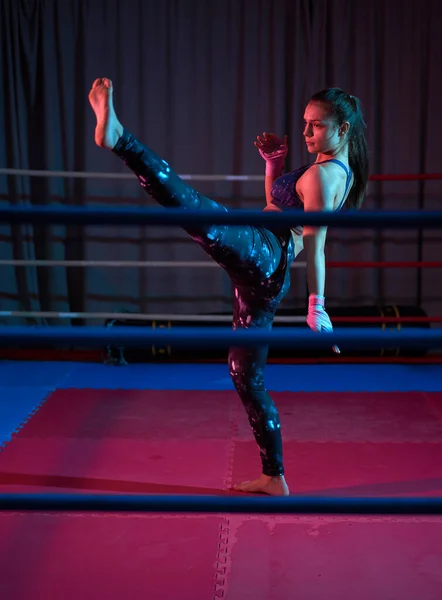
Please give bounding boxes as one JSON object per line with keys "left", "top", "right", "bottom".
{"left": 88, "top": 77, "right": 287, "bottom": 283}
{"left": 89, "top": 78, "right": 293, "bottom": 496}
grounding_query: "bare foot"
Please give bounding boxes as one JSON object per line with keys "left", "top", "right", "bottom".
{"left": 88, "top": 77, "right": 123, "bottom": 150}
{"left": 233, "top": 474, "right": 290, "bottom": 496}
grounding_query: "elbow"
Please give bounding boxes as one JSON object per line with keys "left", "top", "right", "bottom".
{"left": 263, "top": 203, "right": 282, "bottom": 212}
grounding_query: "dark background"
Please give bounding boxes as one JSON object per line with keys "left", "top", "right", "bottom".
{"left": 1, "top": 0, "right": 441, "bottom": 323}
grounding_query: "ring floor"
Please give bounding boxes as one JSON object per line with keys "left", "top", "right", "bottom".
{"left": 0, "top": 360, "right": 442, "bottom": 600}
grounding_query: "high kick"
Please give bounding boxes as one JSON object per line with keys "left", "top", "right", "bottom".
{"left": 89, "top": 77, "right": 292, "bottom": 496}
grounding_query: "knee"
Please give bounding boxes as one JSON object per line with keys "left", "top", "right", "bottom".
{"left": 228, "top": 355, "right": 264, "bottom": 394}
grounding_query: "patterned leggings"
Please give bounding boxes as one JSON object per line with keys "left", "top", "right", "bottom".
{"left": 113, "top": 129, "right": 295, "bottom": 476}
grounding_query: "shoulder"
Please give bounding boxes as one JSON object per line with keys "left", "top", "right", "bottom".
{"left": 298, "top": 163, "right": 337, "bottom": 210}
{"left": 301, "top": 162, "right": 342, "bottom": 189}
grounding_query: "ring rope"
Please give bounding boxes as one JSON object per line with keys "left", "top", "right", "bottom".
{"left": 1, "top": 260, "right": 442, "bottom": 269}
{"left": 0, "top": 311, "right": 303, "bottom": 323}
{"left": 327, "top": 261, "right": 442, "bottom": 268}
{"left": 0, "top": 326, "right": 440, "bottom": 348}
{"left": 0, "top": 311, "right": 440, "bottom": 324}
{"left": 2, "top": 170, "right": 440, "bottom": 514}
{"left": 1, "top": 167, "right": 442, "bottom": 182}
{"left": 0, "top": 493, "right": 440, "bottom": 514}
{"left": 1, "top": 207, "right": 442, "bottom": 228}
{"left": 0, "top": 169, "right": 263, "bottom": 181}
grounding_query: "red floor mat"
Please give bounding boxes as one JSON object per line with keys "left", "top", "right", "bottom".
{"left": 224, "top": 515, "right": 442, "bottom": 600}
{"left": 0, "top": 389, "right": 441, "bottom": 599}
{"left": 234, "top": 391, "right": 442, "bottom": 442}
{"left": 0, "top": 512, "right": 224, "bottom": 600}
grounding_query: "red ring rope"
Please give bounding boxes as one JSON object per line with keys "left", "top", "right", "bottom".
{"left": 369, "top": 173, "right": 442, "bottom": 181}
{"left": 326, "top": 261, "right": 442, "bottom": 268}
{"left": 332, "top": 316, "right": 441, "bottom": 323}
{"left": 269, "top": 356, "right": 442, "bottom": 364}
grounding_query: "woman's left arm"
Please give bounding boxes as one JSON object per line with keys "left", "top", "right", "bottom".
{"left": 299, "top": 165, "right": 336, "bottom": 296}
{"left": 298, "top": 166, "right": 340, "bottom": 351}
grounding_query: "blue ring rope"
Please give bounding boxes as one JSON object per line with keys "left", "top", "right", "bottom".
{"left": 1, "top": 207, "right": 442, "bottom": 227}
{"left": 1, "top": 207, "right": 440, "bottom": 516}
{"left": 0, "top": 326, "right": 440, "bottom": 349}
{"left": 0, "top": 493, "right": 440, "bottom": 514}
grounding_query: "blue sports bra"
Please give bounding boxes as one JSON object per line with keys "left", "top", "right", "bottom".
{"left": 270, "top": 159, "right": 352, "bottom": 212}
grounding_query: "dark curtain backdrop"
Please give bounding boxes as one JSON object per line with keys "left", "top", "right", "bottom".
{"left": 1, "top": 0, "right": 441, "bottom": 323}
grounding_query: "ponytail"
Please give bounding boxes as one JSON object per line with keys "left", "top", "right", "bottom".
{"left": 310, "top": 89, "right": 369, "bottom": 209}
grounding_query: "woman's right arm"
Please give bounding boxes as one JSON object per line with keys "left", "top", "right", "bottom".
{"left": 264, "top": 172, "right": 282, "bottom": 207}
{"left": 254, "top": 132, "right": 288, "bottom": 207}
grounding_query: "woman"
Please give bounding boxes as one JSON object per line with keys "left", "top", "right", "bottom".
{"left": 88, "top": 79, "right": 368, "bottom": 496}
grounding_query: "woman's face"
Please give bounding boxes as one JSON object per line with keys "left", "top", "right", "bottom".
{"left": 303, "top": 101, "right": 343, "bottom": 155}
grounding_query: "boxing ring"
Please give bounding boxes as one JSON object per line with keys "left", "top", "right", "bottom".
{"left": 0, "top": 168, "right": 442, "bottom": 599}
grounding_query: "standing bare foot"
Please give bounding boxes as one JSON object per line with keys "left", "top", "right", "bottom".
{"left": 88, "top": 77, "right": 124, "bottom": 150}
{"left": 233, "top": 474, "right": 290, "bottom": 496}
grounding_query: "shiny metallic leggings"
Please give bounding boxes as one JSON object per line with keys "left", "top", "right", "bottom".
{"left": 113, "top": 129, "right": 294, "bottom": 476}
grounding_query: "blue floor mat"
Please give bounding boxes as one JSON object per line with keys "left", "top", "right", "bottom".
{"left": 1, "top": 361, "right": 441, "bottom": 448}
{"left": 0, "top": 361, "right": 75, "bottom": 447}
{"left": 0, "top": 386, "right": 53, "bottom": 445}
{"left": 56, "top": 363, "right": 442, "bottom": 392}
{"left": 0, "top": 361, "right": 75, "bottom": 388}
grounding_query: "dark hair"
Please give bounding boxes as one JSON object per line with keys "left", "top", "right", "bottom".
{"left": 310, "top": 88, "right": 369, "bottom": 209}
